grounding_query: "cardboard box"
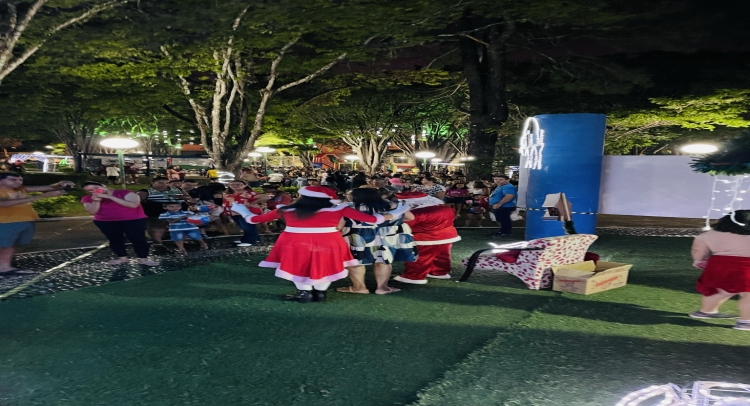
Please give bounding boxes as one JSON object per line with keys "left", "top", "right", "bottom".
{"left": 551, "top": 261, "right": 632, "bottom": 295}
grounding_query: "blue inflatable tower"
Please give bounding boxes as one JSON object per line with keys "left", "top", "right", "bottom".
{"left": 519, "top": 113, "right": 606, "bottom": 240}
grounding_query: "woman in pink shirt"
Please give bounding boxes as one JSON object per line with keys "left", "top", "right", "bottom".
{"left": 444, "top": 181, "right": 470, "bottom": 218}
{"left": 81, "top": 182, "right": 158, "bottom": 266}
{"left": 690, "top": 210, "right": 750, "bottom": 330}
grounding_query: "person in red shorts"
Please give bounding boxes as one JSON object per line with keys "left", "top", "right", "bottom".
{"left": 392, "top": 191, "right": 461, "bottom": 284}
{"left": 690, "top": 210, "right": 750, "bottom": 331}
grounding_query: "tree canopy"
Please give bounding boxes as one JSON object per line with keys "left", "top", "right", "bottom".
{"left": 1, "top": 0, "right": 749, "bottom": 172}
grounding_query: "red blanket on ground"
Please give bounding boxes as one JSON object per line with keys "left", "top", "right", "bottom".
{"left": 696, "top": 255, "right": 750, "bottom": 296}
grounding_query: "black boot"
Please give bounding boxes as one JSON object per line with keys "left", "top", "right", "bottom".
{"left": 312, "top": 289, "right": 327, "bottom": 302}
{"left": 283, "top": 290, "right": 313, "bottom": 303}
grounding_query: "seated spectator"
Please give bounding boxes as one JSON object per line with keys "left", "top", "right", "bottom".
{"left": 414, "top": 176, "right": 446, "bottom": 200}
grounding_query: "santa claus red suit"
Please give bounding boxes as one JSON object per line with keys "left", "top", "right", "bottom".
{"left": 393, "top": 192, "right": 460, "bottom": 284}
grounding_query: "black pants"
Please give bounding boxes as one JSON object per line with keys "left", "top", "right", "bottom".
{"left": 493, "top": 207, "right": 515, "bottom": 234}
{"left": 94, "top": 218, "right": 150, "bottom": 258}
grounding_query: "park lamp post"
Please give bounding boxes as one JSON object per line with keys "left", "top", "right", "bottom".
{"left": 459, "top": 156, "right": 476, "bottom": 162}
{"left": 100, "top": 137, "right": 139, "bottom": 189}
{"left": 344, "top": 155, "right": 359, "bottom": 170}
{"left": 415, "top": 151, "right": 436, "bottom": 171}
{"left": 255, "top": 147, "right": 276, "bottom": 174}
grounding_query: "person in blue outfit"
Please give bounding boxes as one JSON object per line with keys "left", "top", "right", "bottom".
{"left": 489, "top": 174, "right": 517, "bottom": 237}
{"left": 159, "top": 202, "right": 209, "bottom": 253}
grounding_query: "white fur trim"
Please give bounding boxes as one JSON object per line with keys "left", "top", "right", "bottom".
{"left": 244, "top": 215, "right": 258, "bottom": 224}
{"left": 299, "top": 188, "right": 335, "bottom": 199}
{"left": 393, "top": 275, "right": 428, "bottom": 285}
{"left": 284, "top": 227, "right": 338, "bottom": 233}
{"left": 372, "top": 214, "right": 385, "bottom": 223}
{"left": 274, "top": 268, "right": 349, "bottom": 285}
{"left": 426, "top": 274, "right": 451, "bottom": 279}
{"left": 319, "top": 205, "right": 347, "bottom": 212}
{"left": 414, "top": 236, "right": 461, "bottom": 246}
{"left": 401, "top": 196, "right": 445, "bottom": 209}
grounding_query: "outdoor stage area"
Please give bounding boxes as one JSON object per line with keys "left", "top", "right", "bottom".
{"left": 1, "top": 229, "right": 748, "bottom": 405}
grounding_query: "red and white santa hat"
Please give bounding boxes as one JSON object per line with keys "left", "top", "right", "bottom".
{"left": 298, "top": 186, "right": 341, "bottom": 203}
{"left": 394, "top": 191, "right": 445, "bottom": 209}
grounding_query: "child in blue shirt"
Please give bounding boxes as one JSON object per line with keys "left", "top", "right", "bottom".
{"left": 159, "top": 202, "right": 209, "bottom": 253}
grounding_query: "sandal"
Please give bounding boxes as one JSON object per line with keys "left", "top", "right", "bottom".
{"left": 138, "top": 259, "right": 160, "bottom": 267}
{"left": 375, "top": 287, "right": 401, "bottom": 295}
{"left": 336, "top": 286, "right": 369, "bottom": 294}
{"left": 107, "top": 258, "right": 130, "bottom": 265}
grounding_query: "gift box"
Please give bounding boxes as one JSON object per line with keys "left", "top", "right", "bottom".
{"left": 551, "top": 260, "right": 632, "bottom": 295}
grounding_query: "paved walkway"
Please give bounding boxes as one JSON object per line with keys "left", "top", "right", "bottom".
{"left": 22, "top": 214, "right": 703, "bottom": 253}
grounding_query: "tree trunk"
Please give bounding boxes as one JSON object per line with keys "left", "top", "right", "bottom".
{"left": 459, "top": 16, "right": 514, "bottom": 175}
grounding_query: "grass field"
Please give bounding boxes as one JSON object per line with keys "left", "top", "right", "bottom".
{"left": 1, "top": 231, "right": 748, "bottom": 406}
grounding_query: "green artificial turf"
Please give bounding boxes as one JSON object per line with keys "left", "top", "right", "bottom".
{"left": 412, "top": 235, "right": 750, "bottom": 405}
{"left": 2, "top": 231, "right": 749, "bottom": 406}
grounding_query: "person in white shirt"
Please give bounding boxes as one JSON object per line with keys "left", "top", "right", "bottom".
{"left": 106, "top": 164, "right": 120, "bottom": 184}
{"left": 267, "top": 171, "right": 284, "bottom": 184}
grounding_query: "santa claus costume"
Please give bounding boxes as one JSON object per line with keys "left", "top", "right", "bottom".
{"left": 232, "top": 186, "right": 406, "bottom": 303}
{"left": 393, "top": 192, "right": 461, "bottom": 284}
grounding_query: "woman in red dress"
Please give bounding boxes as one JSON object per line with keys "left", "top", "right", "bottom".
{"left": 232, "top": 186, "right": 406, "bottom": 303}
{"left": 690, "top": 210, "right": 750, "bottom": 331}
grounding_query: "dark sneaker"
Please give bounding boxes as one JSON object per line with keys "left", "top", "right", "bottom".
{"left": 734, "top": 321, "right": 750, "bottom": 331}
{"left": 491, "top": 233, "right": 511, "bottom": 238}
{"left": 689, "top": 311, "right": 737, "bottom": 319}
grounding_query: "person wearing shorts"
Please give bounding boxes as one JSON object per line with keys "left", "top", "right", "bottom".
{"left": 0, "top": 173, "right": 74, "bottom": 277}
{"left": 159, "top": 203, "right": 208, "bottom": 253}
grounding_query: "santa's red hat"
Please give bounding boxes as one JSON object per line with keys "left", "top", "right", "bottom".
{"left": 298, "top": 186, "right": 341, "bottom": 203}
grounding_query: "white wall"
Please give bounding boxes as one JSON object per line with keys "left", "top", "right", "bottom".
{"left": 518, "top": 155, "right": 738, "bottom": 219}
{"left": 599, "top": 155, "right": 726, "bottom": 219}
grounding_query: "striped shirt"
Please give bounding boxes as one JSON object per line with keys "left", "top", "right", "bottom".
{"left": 141, "top": 187, "right": 185, "bottom": 217}
{"left": 158, "top": 210, "right": 198, "bottom": 231}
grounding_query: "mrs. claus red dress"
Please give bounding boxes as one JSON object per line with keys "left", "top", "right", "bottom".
{"left": 248, "top": 205, "right": 383, "bottom": 284}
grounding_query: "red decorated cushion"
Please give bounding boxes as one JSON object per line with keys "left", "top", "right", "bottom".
{"left": 584, "top": 252, "right": 600, "bottom": 263}
{"left": 495, "top": 250, "right": 522, "bottom": 263}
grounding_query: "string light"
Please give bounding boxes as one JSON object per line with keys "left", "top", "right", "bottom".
{"left": 520, "top": 117, "right": 545, "bottom": 170}
{"left": 704, "top": 175, "right": 750, "bottom": 228}
{"left": 615, "top": 385, "right": 678, "bottom": 406}
{"left": 617, "top": 381, "right": 750, "bottom": 405}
